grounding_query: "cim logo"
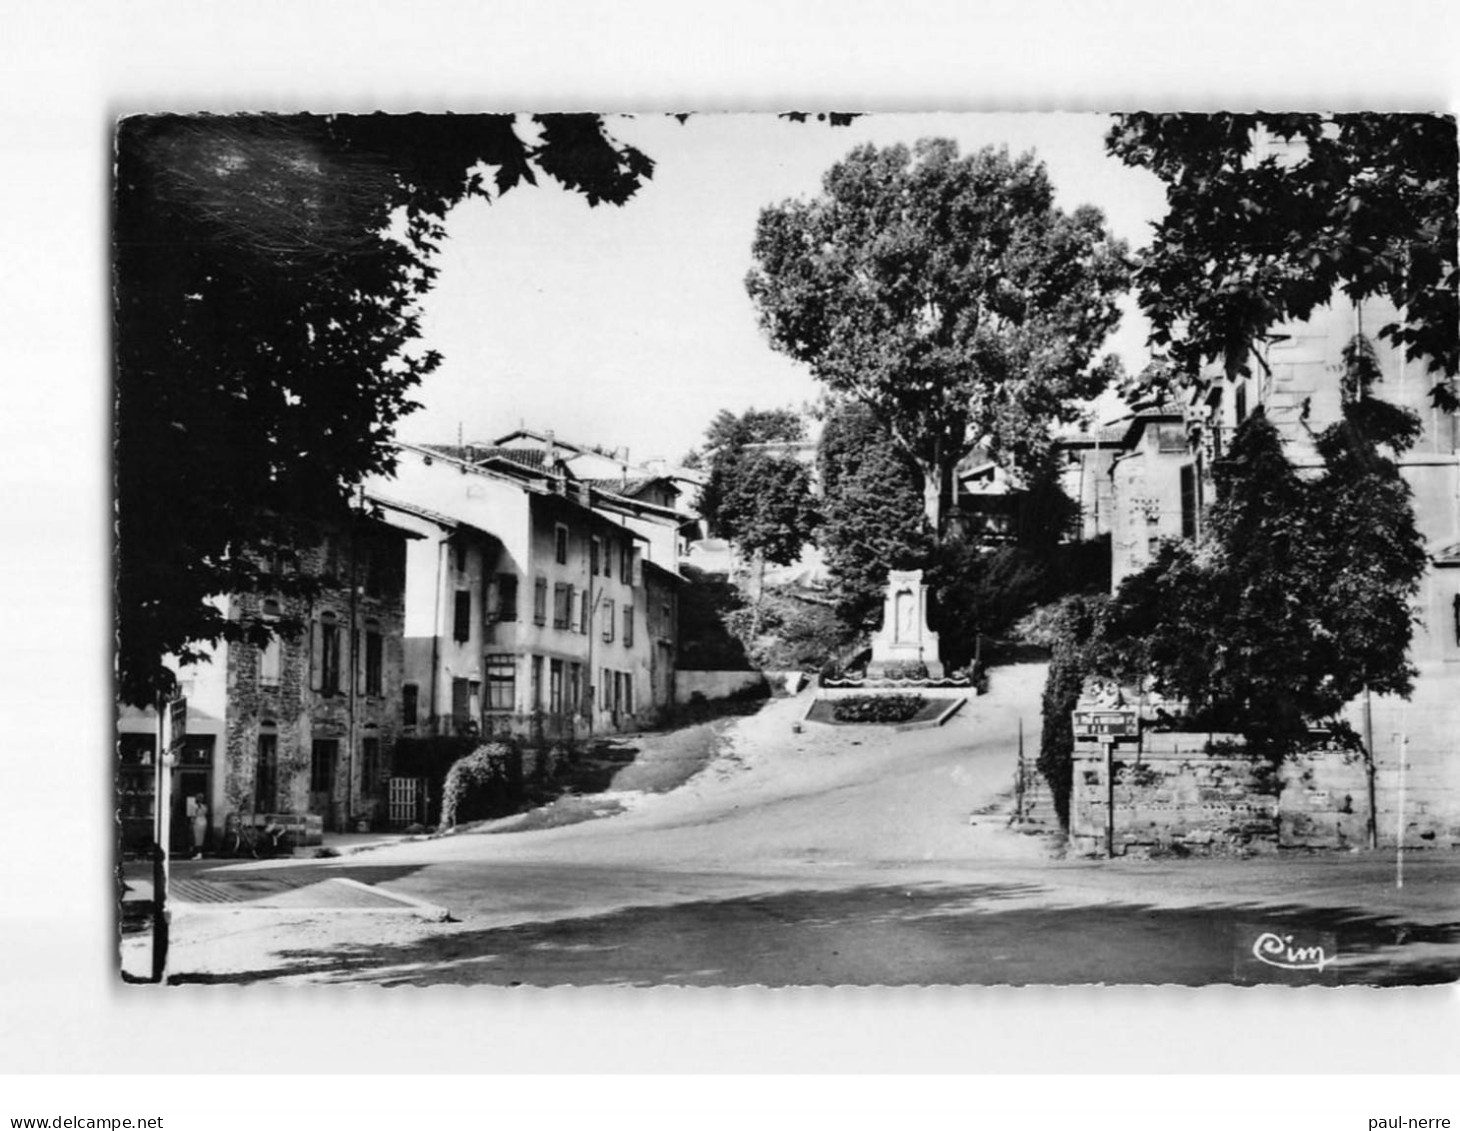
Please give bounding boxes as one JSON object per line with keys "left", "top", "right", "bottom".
{"left": 1235, "top": 924, "right": 1340, "bottom": 981}
{"left": 1251, "top": 931, "right": 1336, "bottom": 972}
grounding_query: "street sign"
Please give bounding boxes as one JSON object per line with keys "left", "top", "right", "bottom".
{"left": 163, "top": 696, "right": 188, "bottom": 756}
{"left": 1072, "top": 709, "right": 1138, "bottom": 739}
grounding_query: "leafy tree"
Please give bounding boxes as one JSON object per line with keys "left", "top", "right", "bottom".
{"left": 1106, "top": 112, "right": 1459, "bottom": 410}
{"left": 716, "top": 451, "right": 819, "bottom": 634}
{"left": 115, "top": 113, "right": 656, "bottom": 706}
{"left": 692, "top": 407, "right": 807, "bottom": 537}
{"left": 746, "top": 138, "right": 1132, "bottom": 535}
{"left": 816, "top": 399, "right": 932, "bottom": 626}
{"left": 1104, "top": 391, "right": 1425, "bottom": 765}
{"left": 717, "top": 452, "right": 820, "bottom": 568}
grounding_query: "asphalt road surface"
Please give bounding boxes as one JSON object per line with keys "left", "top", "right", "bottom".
{"left": 127, "top": 665, "right": 1460, "bottom": 987}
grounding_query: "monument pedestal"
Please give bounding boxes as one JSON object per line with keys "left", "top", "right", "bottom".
{"left": 866, "top": 569, "right": 944, "bottom": 679}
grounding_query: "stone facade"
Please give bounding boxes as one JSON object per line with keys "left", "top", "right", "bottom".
{"left": 221, "top": 516, "right": 408, "bottom": 833}
{"left": 1069, "top": 729, "right": 1460, "bottom": 857}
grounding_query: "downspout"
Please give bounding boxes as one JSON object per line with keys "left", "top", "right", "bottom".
{"left": 429, "top": 535, "right": 446, "bottom": 739}
{"left": 587, "top": 518, "right": 596, "bottom": 739}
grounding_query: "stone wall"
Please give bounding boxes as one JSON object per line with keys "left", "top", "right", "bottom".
{"left": 673, "top": 669, "right": 768, "bottom": 704}
{"left": 1069, "top": 730, "right": 1460, "bottom": 856}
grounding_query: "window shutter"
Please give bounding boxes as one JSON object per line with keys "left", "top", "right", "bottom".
{"left": 353, "top": 629, "right": 363, "bottom": 694}
{"left": 309, "top": 618, "right": 322, "bottom": 691}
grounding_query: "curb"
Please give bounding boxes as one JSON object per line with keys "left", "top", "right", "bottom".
{"left": 332, "top": 877, "right": 453, "bottom": 921}
{"left": 896, "top": 696, "right": 967, "bottom": 731}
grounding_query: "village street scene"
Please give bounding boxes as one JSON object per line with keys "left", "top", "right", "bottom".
{"left": 114, "top": 111, "right": 1460, "bottom": 987}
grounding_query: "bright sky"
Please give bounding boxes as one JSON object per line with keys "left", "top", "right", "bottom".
{"left": 397, "top": 112, "right": 1171, "bottom": 464}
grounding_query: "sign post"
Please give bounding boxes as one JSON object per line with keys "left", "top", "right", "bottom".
{"left": 151, "top": 695, "right": 185, "bottom": 983}
{"left": 1072, "top": 708, "right": 1137, "bottom": 861}
{"left": 1103, "top": 739, "right": 1115, "bottom": 858}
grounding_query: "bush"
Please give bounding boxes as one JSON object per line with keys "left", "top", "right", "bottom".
{"left": 1037, "top": 595, "right": 1110, "bottom": 828}
{"left": 439, "top": 743, "right": 521, "bottom": 828}
{"left": 831, "top": 694, "right": 925, "bottom": 723}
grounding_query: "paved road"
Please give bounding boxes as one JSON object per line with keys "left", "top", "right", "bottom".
{"left": 132, "top": 665, "right": 1460, "bottom": 987}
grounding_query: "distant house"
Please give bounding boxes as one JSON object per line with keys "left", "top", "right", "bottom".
{"left": 1058, "top": 402, "right": 1194, "bottom": 586}
{"left": 117, "top": 507, "right": 415, "bottom": 847}
{"left": 366, "top": 441, "right": 680, "bottom": 739}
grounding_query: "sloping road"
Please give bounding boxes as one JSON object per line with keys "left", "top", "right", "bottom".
{"left": 132, "top": 664, "right": 1460, "bottom": 986}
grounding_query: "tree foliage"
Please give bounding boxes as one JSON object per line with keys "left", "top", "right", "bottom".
{"left": 115, "top": 113, "right": 655, "bottom": 705}
{"left": 1106, "top": 112, "right": 1459, "bottom": 410}
{"left": 717, "top": 451, "right": 820, "bottom": 568}
{"left": 692, "top": 407, "right": 807, "bottom": 538}
{"left": 816, "top": 399, "right": 932, "bottom": 626}
{"left": 746, "top": 138, "right": 1132, "bottom": 533}
{"left": 1038, "top": 594, "right": 1110, "bottom": 827}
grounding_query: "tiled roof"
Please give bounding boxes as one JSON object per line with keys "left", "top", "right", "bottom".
{"left": 417, "top": 443, "right": 550, "bottom": 471}
{"left": 1132, "top": 399, "right": 1184, "bottom": 419}
{"left": 585, "top": 476, "right": 655, "bottom": 497}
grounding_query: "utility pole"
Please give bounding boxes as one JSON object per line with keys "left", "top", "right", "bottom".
{"left": 151, "top": 693, "right": 184, "bottom": 983}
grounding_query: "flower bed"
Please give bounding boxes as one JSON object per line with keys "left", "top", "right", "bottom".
{"left": 832, "top": 694, "right": 926, "bottom": 724}
{"left": 803, "top": 694, "right": 965, "bottom": 729}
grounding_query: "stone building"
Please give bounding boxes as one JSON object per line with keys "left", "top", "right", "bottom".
{"left": 220, "top": 511, "right": 412, "bottom": 834}
{"left": 1060, "top": 293, "right": 1460, "bottom": 846}
{"left": 116, "top": 507, "right": 415, "bottom": 846}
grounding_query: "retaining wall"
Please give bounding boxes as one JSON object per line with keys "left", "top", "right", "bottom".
{"left": 673, "top": 669, "right": 768, "bottom": 704}
{"left": 1069, "top": 730, "right": 1460, "bottom": 856}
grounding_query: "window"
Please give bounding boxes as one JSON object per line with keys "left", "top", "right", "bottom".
{"left": 310, "top": 739, "right": 337, "bottom": 796}
{"left": 497, "top": 574, "right": 518, "bottom": 622}
{"left": 568, "top": 662, "right": 582, "bottom": 713}
{"left": 1235, "top": 381, "right": 1248, "bottom": 423}
{"left": 486, "top": 654, "right": 515, "bottom": 711}
{"left": 553, "top": 583, "right": 572, "bottom": 629}
{"left": 604, "top": 538, "right": 613, "bottom": 579}
{"left": 622, "top": 672, "right": 633, "bottom": 715}
{"left": 550, "top": 659, "right": 564, "bottom": 714}
{"left": 360, "top": 735, "right": 381, "bottom": 794}
{"left": 255, "top": 730, "right": 278, "bottom": 813}
{"left": 531, "top": 655, "right": 544, "bottom": 710}
{"left": 555, "top": 524, "right": 569, "bottom": 565}
{"left": 364, "top": 545, "right": 382, "bottom": 598}
{"left": 259, "top": 599, "right": 281, "bottom": 687}
{"left": 454, "top": 539, "right": 468, "bottom": 575}
{"left": 621, "top": 542, "right": 633, "bottom": 581}
{"left": 1180, "top": 465, "right": 1198, "bottom": 540}
{"left": 623, "top": 604, "right": 634, "bottom": 647}
{"left": 601, "top": 597, "right": 616, "bottom": 642}
{"left": 364, "top": 625, "right": 383, "bottom": 696}
{"left": 402, "top": 683, "right": 419, "bottom": 727}
{"left": 533, "top": 577, "right": 548, "bottom": 625}
{"left": 317, "top": 613, "right": 341, "bottom": 695}
{"left": 1155, "top": 423, "right": 1186, "bottom": 454}
{"left": 453, "top": 589, "right": 472, "bottom": 642}
{"left": 590, "top": 536, "right": 601, "bottom": 576}
{"left": 451, "top": 677, "right": 471, "bottom": 726}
